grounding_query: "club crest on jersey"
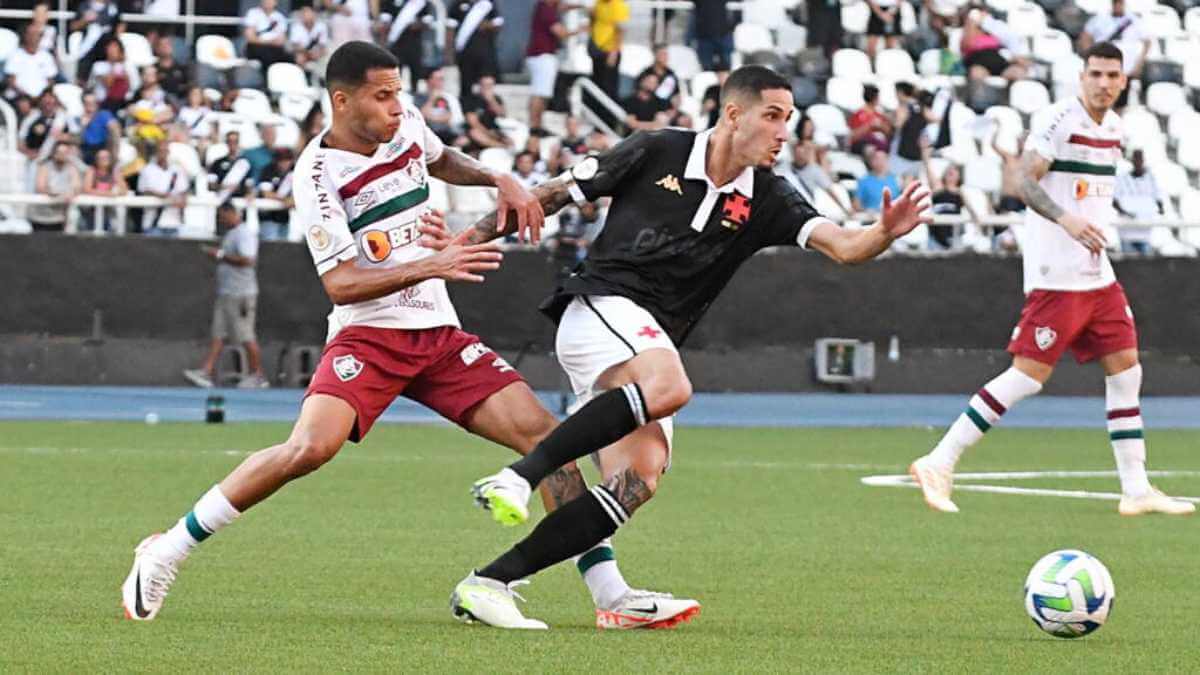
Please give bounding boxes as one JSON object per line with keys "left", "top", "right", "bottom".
{"left": 407, "top": 161, "right": 426, "bottom": 186}
{"left": 722, "top": 193, "right": 751, "bottom": 230}
{"left": 361, "top": 221, "right": 420, "bottom": 262}
{"left": 655, "top": 174, "right": 683, "bottom": 195}
{"left": 1035, "top": 326, "right": 1057, "bottom": 351}
{"left": 332, "top": 354, "right": 363, "bottom": 382}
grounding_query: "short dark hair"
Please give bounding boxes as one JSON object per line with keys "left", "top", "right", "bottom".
{"left": 863, "top": 84, "right": 880, "bottom": 103}
{"left": 1084, "top": 42, "right": 1124, "bottom": 68}
{"left": 217, "top": 201, "right": 238, "bottom": 214}
{"left": 326, "top": 41, "right": 399, "bottom": 92}
{"left": 720, "top": 65, "right": 791, "bottom": 105}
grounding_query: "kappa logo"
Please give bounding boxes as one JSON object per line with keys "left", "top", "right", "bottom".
{"left": 354, "top": 190, "right": 378, "bottom": 210}
{"left": 1035, "top": 326, "right": 1057, "bottom": 351}
{"left": 332, "top": 354, "right": 364, "bottom": 382}
{"left": 655, "top": 174, "right": 683, "bottom": 195}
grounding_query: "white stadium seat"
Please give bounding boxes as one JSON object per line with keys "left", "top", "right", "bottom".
{"left": 918, "top": 49, "right": 942, "bottom": 77}
{"left": 1007, "top": 3, "right": 1048, "bottom": 38}
{"left": 1174, "top": 131, "right": 1200, "bottom": 172}
{"left": 1178, "top": 190, "right": 1200, "bottom": 248}
{"left": 278, "top": 92, "right": 315, "bottom": 122}
{"left": 899, "top": 2, "right": 918, "bottom": 34}
{"left": 168, "top": 142, "right": 203, "bottom": 178}
{"left": 1186, "top": 7, "right": 1200, "bottom": 35}
{"left": 825, "top": 76, "right": 865, "bottom": 112}
{"left": 205, "top": 142, "right": 229, "bottom": 167}
{"left": 1052, "top": 53, "right": 1084, "bottom": 84}
{"left": 119, "top": 32, "right": 156, "bottom": 68}
{"left": 985, "top": 105, "right": 1024, "bottom": 137}
{"left": 775, "top": 23, "right": 808, "bottom": 57}
{"left": 267, "top": 63, "right": 312, "bottom": 98}
{"left": 1008, "top": 80, "right": 1050, "bottom": 115}
{"left": 875, "top": 49, "right": 916, "bottom": 81}
{"left": 832, "top": 49, "right": 873, "bottom": 80}
{"left": 618, "top": 43, "right": 654, "bottom": 79}
{"left": 232, "top": 89, "right": 273, "bottom": 122}
{"left": 741, "top": 0, "right": 789, "bottom": 26}
{"left": 196, "top": 35, "right": 242, "bottom": 71}
{"left": 1032, "top": 30, "right": 1073, "bottom": 63}
{"left": 1145, "top": 82, "right": 1188, "bottom": 118}
{"left": 828, "top": 151, "right": 867, "bottom": 179}
{"left": 0, "top": 28, "right": 18, "bottom": 62}
{"left": 1141, "top": 7, "right": 1183, "bottom": 39}
{"left": 53, "top": 83, "right": 84, "bottom": 118}
{"left": 1151, "top": 161, "right": 1189, "bottom": 198}
{"left": 841, "top": 1, "right": 870, "bottom": 35}
{"left": 266, "top": 115, "right": 300, "bottom": 150}
{"left": 733, "top": 23, "right": 775, "bottom": 54}
{"left": 1123, "top": 108, "right": 1165, "bottom": 152}
{"left": 964, "top": 156, "right": 1003, "bottom": 194}
{"left": 1125, "top": 0, "right": 1157, "bottom": 14}
{"left": 1162, "top": 36, "right": 1197, "bottom": 65}
{"left": 986, "top": 0, "right": 1022, "bottom": 13}
{"left": 1167, "top": 109, "right": 1200, "bottom": 147}
{"left": 691, "top": 71, "right": 718, "bottom": 102}
{"left": 1076, "top": 0, "right": 1112, "bottom": 15}
{"left": 806, "top": 103, "right": 850, "bottom": 138}
{"left": 667, "top": 45, "right": 703, "bottom": 82}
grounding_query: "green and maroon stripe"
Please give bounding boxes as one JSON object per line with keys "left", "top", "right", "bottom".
{"left": 1107, "top": 407, "right": 1140, "bottom": 420}
{"left": 347, "top": 184, "right": 430, "bottom": 232}
{"left": 1048, "top": 159, "right": 1116, "bottom": 176}
{"left": 1068, "top": 134, "right": 1121, "bottom": 149}
{"left": 977, "top": 388, "right": 1007, "bottom": 416}
{"left": 338, "top": 144, "right": 423, "bottom": 199}
{"left": 1110, "top": 429, "right": 1144, "bottom": 441}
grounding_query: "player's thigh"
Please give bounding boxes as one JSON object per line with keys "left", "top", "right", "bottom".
{"left": 304, "top": 326, "right": 412, "bottom": 443}
{"left": 1007, "top": 290, "right": 1087, "bottom": 368}
{"left": 462, "top": 380, "right": 558, "bottom": 455}
{"left": 405, "top": 328, "right": 526, "bottom": 433}
{"left": 1073, "top": 284, "right": 1139, "bottom": 366}
{"left": 289, "top": 393, "right": 357, "bottom": 451}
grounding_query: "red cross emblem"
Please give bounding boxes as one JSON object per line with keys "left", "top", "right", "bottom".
{"left": 721, "top": 193, "right": 751, "bottom": 228}
{"left": 637, "top": 326, "right": 661, "bottom": 339}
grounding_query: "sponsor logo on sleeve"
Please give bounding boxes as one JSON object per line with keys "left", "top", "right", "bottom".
{"left": 308, "top": 225, "right": 331, "bottom": 251}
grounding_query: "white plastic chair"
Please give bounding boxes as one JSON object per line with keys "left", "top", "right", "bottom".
{"left": 832, "top": 49, "right": 873, "bottom": 80}
{"left": 1151, "top": 161, "right": 1188, "bottom": 198}
{"left": 1008, "top": 80, "right": 1051, "bottom": 115}
{"left": 232, "top": 89, "right": 274, "bottom": 122}
{"left": 196, "top": 35, "right": 243, "bottom": 71}
{"left": 53, "top": 83, "right": 84, "bottom": 118}
{"left": 691, "top": 71, "right": 718, "bottom": 103}
{"left": 278, "top": 92, "right": 316, "bottom": 122}
{"left": 265, "top": 115, "right": 301, "bottom": 150}
{"left": 875, "top": 49, "right": 916, "bottom": 81}
{"left": 806, "top": 103, "right": 850, "bottom": 138}
{"left": 985, "top": 105, "right": 1024, "bottom": 137}
{"left": 828, "top": 151, "right": 867, "bottom": 179}
{"left": 205, "top": 142, "right": 230, "bottom": 167}
{"left": 1123, "top": 108, "right": 1165, "bottom": 152}
{"left": 733, "top": 23, "right": 775, "bottom": 54}
{"left": 964, "top": 156, "right": 1004, "bottom": 194}
{"left": 1174, "top": 131, "right": 1200, "bottom": 172}
{"left": 168, "top": 141, "right": 203, "bottom": 178}
{"left": 618, "top": 43, "right": 655, "bottom": 79}
{"left": 1007, "top": 3, "right": 1048, "bottom": 38}
{"left": 1167, "top": 109, "right": 1200, "bottom": 147}
{"left": 1032, "top": 30, "right": 1073, "bottom": 63}
{"left": 1162, "top": 36, "right": 1196, "bottom": 65}
{"left": 841, "top": 1, "right": 870, "bottom": 35}
{"left": 267, "top": 62, "right": 312, "bottom": 98}
{"left": 742, "top": 0, "right": 789, "bottom": 26}
{"left": 917, "top": 49, "right": 942, "bottom": 77}
{"left": 119, "top": 32, "right": 156, "bottom": 68}
{"left": 0, "top": 28, "right": 18, "bottom": 63}
{"left": 1145, "top": 82, "right": 1188, "bottom": 118}
{"left": 1178, "top": 190, "right": 1200, "bottom": 247}
{"left": 667, "top": 45, "right": 703, "bottom": 82}
{"left": 1141, "top": 7, "right": 1183, "bottom": 39}
{"left": 825, "top": 77, "right": 865, "bottom": 112}
{"left": 1186, "top": 7, "right": 1200, "bottom": 36}
{"left": 775, "top": 22, "right": 808, "bottom": 58}
{"left": 1052, "top": 53, "right": 1084, "bottom": 84}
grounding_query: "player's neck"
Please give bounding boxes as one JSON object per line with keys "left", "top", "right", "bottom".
{"left": 1077, "top": 97, "right": 1108, "bottom": 125}
{"left": 705, "top": 127, "right": 749, "bottom": 187}
{"left": 324, "top": 124, "right": 379, "bottom": 157}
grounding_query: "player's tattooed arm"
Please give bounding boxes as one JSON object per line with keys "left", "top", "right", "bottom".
{"left": 1018, "top": 150, "right": 1064, "bottom": 223}
{"left": 604, "top": 468, "right": 654, "bottom": 515}
{"left": 460, "top": 174, "right": 577, "bottom": 245}
{"left": 428, "top": 147, "right": 546, "bottom": 243}
{"left": 541, "top": 463, "right": 589, "bottom": 510}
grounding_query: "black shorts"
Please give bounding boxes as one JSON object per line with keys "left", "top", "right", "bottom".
{"left": 963, "top": 48, "right": 1009, "bottom": 76}
{"left": 867, "top": 11, "right": 902, "bottom": 36}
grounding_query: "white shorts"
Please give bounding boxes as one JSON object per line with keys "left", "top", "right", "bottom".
{"left": 526, "top": 54, "right": 559, "bottom": 99}
{"left": 555, "top": 295, "right": 677, "bottom": 456}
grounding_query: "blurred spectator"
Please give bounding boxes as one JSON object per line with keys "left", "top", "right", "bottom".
{"left": 527, "top": 0, "right": 585, "bottom": 132}
{"left": 795, "top": 111, "right": 815, "bottom": 143}
{"left": 290, "top": 6, "right": 331, "bottom": 72}
{"left": 560, "top": 115, "right": 588, "bottom": 155}
{"left": 854, "top": 148, "right": 901, "bottom": 213}
{"left": 865, "top": 0, "right": 901, "bottom": 60}
{"left": 415, "top": 68, "right": 465, "bottom": 145}
{"left": 131, "top": 66, "right": 173, "bottom": 121}
{"left": 961, "top": 8, "right": 1028, "bottom": 82}
{"left": 81, "top": 147, "right": 128, "bottom": 231}
{"left": 30, "top": 3, "right": 58, "bottom": 57}
{"left": 184, "top": 202, "right": 268, "bottom": 389}
{"left": 3, "top": 23, "right": 59, "bottom": 100}
{"left": 256, "top": 148, "right": 296, "bottom": 240}
{"left": 586, "top": 127, "right": 611, "bottom": 153}
{"left": 780, "top": 139, "right": 850, "bottom": 215}
{"left": 848, "top": 84, "right": 892, "bottom": 156}
{"left": 449, "top": 0, "right": 504, "bottom": 96}
{"left": 923, "top": 147, "right": 980, "bottom": 250}
{"left": 1114, "top": 149, "right": 1161, "bottom": 255}
{"left": 138, "top": 142, "right": 189, "bottom": 235}
{"left": 154, "top": 36, "right": 189, "bottom": 103}
{"left": 542, "top": 142, "right": 569, "bottom": 176}
{"left": 209, "top": 131, "right": 254, "bottom": 199}
{"left": 177, "top": 86, "right": 216, "bottom": 143}
{"left": 299, "top": 107, "right": 327, "bottom": 150}
{"left": 242, "top": 123, "right": 278, "bottom": 182}
{"left": 692, "top": 0, "right": 733, "bottom": 72}
{"left": 513, "top": 150, "right": 547, "bottom": 189}
{"left": 624, "top": 71, "right": 669, "bottom": 131}
{"left": 892, "top": 85, "right": 936, "bottom": 180}
{"left": 589, "top": 0, "right": 629, "bottom": 100}
{"left": 90, "top": 39, "right": 138, "bottom": 113}
{"left": 385, "top": 0, "right": 435, "bottom": 88}
{"left": 806, "top": 0, "right": 843, "bottom": 59}
{"left": 546, "top": 200, "right": 598, "bottom": 281}
{"left": 701, "top": 67, "right": 729, "bottom": 130}
{"left": 1078, "top": 0, "right": 1147, "bottom": 109}
{"left": 462, "top": 75, "right": 511, "bottom": 150}
{"left": 670, "top": 111, "right": 694, "bottom": 129}
{"left": 19, "top": 89, "right": 78, "bottom": 163}
{"left": 638, "top": 43, "right": 681, "bottom": 112}
{"left": 992, "top": 131, "right": 1026, "bottom": 215}
{"left": 327, "top": 0, "right": 377, "bottom": 46}
{"left": 80, "top": 92, "right": 121, "bottom": 165}
{"left": 244, "top": 0, "right": 292, "bottom": 69}
{"left": 31, "top": 141, "right": 82, "bottom": 233}
{"left": 71, "top": 0, "right": 120, "bottom": 80}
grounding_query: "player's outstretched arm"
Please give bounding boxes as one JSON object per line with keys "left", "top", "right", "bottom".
{"left": 427, "top": 147, "right": 545, "bottom": 243}
{"left": 1018, "top": 149, "right": 1107, "bottom": 253}
{"left": 430, "top": 174, "right": 578, "bottom": 247}
{"left": 806, "top": 182, "right": 932, "bottom": 265}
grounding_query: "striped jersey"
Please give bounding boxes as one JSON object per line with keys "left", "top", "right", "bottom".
{"left": 1024, "top": 97, "right": 1120, "bottom": 293}
{"left": 294, "top": 102, "right": 458, "bottom": 341}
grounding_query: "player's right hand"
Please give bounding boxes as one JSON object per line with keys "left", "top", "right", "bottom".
{"left": 428, "top": 230, "right": 503, "bottom": 283}
{"left": 1056, "top": 213, "right": 1107, "bottom": 254}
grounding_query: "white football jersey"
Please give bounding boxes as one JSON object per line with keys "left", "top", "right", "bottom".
{"left": 1023, "top": 97, "right": 1120, "bottom": 294}
{"left": 294, "top": 102, "right": 459, "bottom": 341}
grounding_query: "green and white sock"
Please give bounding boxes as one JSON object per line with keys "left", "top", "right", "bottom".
{"left": 1107, "top": 365, "right": 1152, "bottom": 498}
{"left": 153, "top": 485, "right": 241, "bottom": 561}
{"left": 575, "top": 539, "right": 630, "bottom": 610}
{"left": 928, "top": 367, "right": 1042, "bottom": 468}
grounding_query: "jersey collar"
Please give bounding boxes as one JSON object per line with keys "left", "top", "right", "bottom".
{"left": 683, "top": 129, "right": 755, "bottom": 232}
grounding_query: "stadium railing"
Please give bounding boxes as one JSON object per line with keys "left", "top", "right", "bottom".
{"left": 0, "top": 193, "right": 289, "bottom": 238}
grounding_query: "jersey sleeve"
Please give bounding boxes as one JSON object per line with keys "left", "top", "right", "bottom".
{"left": 422, "top": 117, "right": 445, "bottom": 163}
{"left": 1029, "top": 104, "right": 1069, "bottom": 163}
{"left": 762, "top": 175, "right": 837, "bottom": 249}
{"left": 568, "top": 130, "right": 659, "bottom": 203}
{"left": 293, "top": 155, "right": 356, "bottom": 276}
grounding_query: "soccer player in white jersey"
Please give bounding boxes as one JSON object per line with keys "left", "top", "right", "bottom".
{"left": 908, "top": 43, "right": 1194, "bottom": 516}
{"left": 120, "top": 41, "right": 698, "bottom": 630}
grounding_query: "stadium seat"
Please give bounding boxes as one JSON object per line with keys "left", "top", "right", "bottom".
{"left": 825, "top": 76, "right": 865, "bottom": 112}
{"left": 1186, "top": 7, "right": 1200, "bottom": 35}
{"left": 205, "top": 142, "right": 229, "bottom": 167}
{"left": 1175, "top": 131, "right": 1200, "bottom": 172}
{"left": 1178, "top": 190, "right": 1200, "bottom": 247}
{"left": 168, "top": 142, "right": 203, "bottom": 178}
{"left": 832, "top": 49, "right": 873, "bottom": 80}
{"left": 215, "top": 113, "right": 263, "bottom": 149}
{"left": 791, "top": 76, "right": 821, "bottom": 108}
{"left": 1051, "top": 53, "right": 1084, "bottom": 85}
{"left": 53, "top": 83, "right": 84, "bottom": 118}
{"left": 775, "top": 22, "right": 808, "bottom": 58}
{"left": 1123, "top": 107, "right": 1166, "bottom": 158}
{"left": 899, "top": 1, "right": 918, "bottom": 34}
{"left": 806, "top": 103, "right": 850, "bottom": 138}
{"left": 232, "top": 89, "right": 274, "bottom": 122}
{"left": 1152, "top": 161, "right": 1189, "bottom": 198}
{"left": 119, "top": 32, "right": 156, "bottom": 69}
{"left": 1146, "top": 82, "right": 1189, "bottom": 117}
{"left": 267, "top": 63, "right": 312, "bottom": 98}
{"left": 1162, "top": 36, "right": 1197, "bottom": 65}
{"left": 733, "top": 23, "right": 775, "bottom": 55}
{"left": 1008, "top": 80, "right": 1050, "bottom": 115}
{"left": 1124, "top": 0, "right": 1158, "bottom": 14}
{"left": 278, "top": 92, "right": 315, "bottom": 122}
{"left": 964, "top": 78, "right": 1007, "bottom": 114}
{"left": 828, "top": 151, "right": 867, "bottom": 179}
{"left": 193, "top": 63, "right": 226, "bottom": 90}
{"left": 0, "top": 28, "right": 17, "bottom": 63}
{"left": 197, "top": 35, "right": 243, "bottom": 71}
{"left": 1075, "top": 0, "right": 1113, "bottom": 16}
{"left": 1007, "top": 3, "right": 1049, "bottom": 38}
{"left": 841, "top": 1, "right": 870, "bottom": 35}
{"left": 985, "top": 105, "right": 1024, "bottom": 137}
{"left": 232, "top": 64, "right": 266, "bottom": 90}
{"left": 741, "top": 0, "right": 790, "bottom": 26}
{"left": 667, "top": 45, "right": 702, "bottom": 83}
{"left": 478, "top": 147, "right": 514, "bottom": 173}
{"left": 266, "top": 115, "right": 300, "bottom": 150}
{"left": 1032, "top": 30, "right": 1074, "bottom": 63}
{"left": 691, "top": 71, "right": 718, "bottom": 102}
{"left": 875, "top": 49, "right": 916, "bottom": 81}
{"left": 1142, "top": 61, "right": 1184, "bottom": 87}
{"left": 917, "top": 49, "right": 942, "bottom": 77}
{"left": 796, "top": 48, "right": 832, "bottom": 81}
{"left": 618, "top": 43, "right": 654, "bottom": 79}
{"left": 1141, "top": 7, "right": 1184, "bottom": 39}
{"left": 964, "top": 156, "right": 1003, "bottom": 194}
{"left": 1167, "top": 108, "right": 1200, "bottom": 147}
{"left": 986, "top": 0, "right": 1022, "bottom": 13}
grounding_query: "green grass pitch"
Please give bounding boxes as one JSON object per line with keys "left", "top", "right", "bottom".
{"left": 2, "top": 421, "right": 1198, "bottom": 673}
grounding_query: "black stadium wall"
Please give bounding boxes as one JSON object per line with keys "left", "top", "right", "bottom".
{"left": 1, "top": 235, "right": 1198, "bottom": 392}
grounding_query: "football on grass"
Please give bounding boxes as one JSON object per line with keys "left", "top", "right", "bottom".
{"left": 1024, "top": 549, "right": 1114, "bottom": 638}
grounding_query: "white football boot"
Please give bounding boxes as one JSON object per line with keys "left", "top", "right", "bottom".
{"left": 595, "top": 589, "right": 701, "bottom": 630}
{"left": 450, "top": 573, "right": 548, "bottom": 629}
{"left": 121, "top": 534, "right": 180, "bottom": 621}
{"left": 1118, "top": 487, "right": 1196, "bottom": 516}
{"left": 471, "top": 468, "right": 532, "bottom": 526}
{"left": 909, "top": 455, "right": 959, "bottom": 513}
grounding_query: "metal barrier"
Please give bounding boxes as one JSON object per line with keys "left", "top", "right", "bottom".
{"left": 0, "top": 193, "right": 288, "bottom": 238}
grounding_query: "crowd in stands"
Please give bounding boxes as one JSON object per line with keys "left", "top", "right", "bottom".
{"left": 2, "top": 0, "right": 1200, "bottom": 257}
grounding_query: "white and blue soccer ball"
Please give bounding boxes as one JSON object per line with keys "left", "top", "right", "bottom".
{"left": 1023, "top": 549, "right": 1115, "bottom": 639}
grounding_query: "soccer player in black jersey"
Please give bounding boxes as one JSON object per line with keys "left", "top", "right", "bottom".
{"left": 438, "top": 66, "right": 932, "bottom": 627}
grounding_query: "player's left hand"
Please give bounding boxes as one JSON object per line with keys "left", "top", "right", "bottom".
{"left": 418, "top": 209, "right": 453, "bottom": 250}
{"left": 879, "top": 182, "right": 933, "bottom": 238}
{"left": 494, "top": 174, "right": 544, "bottom": 245}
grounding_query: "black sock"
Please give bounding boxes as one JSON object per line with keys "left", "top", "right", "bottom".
{"left": 478, "top": 486, "right": 629, "bottom": 584}
{"left": 508, "top": 384, "right": 648, "bottom": 487}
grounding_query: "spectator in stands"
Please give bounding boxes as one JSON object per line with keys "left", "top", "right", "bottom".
{"left": 1114, "top": 149, "right": 1161, "bottom": 255}
{"left": 560, "top": 115, "right": 588, "bottom": 155}
{"left": 242, "top": 123, "right": 277, "bottom": 182}
{"left": 30, "top": 140, "right": 81, "bottom": 233}
{"left": 541, "top": 141, "right": 569, "bottom": 175}
{"left": 795, "top": 112, "right": 815, "bottom": 143}
{"left": 960, "top": 8, "right": 1028, "bottom": 82}
{"left": 892, "top": 85, "right": 936, "bottom": 181}
{"left": 3, "top": 22, "right": 59, "bottom": 100}
{"left": 71, "top": 0, "right": 120, "bottom": 80}
{"left": 209, "top": 131, "right": 253, "bottom": 199}
{"left": 177, "top": 86, "right": 216, "bottom": 144}
{"left": 780, "top": 138, "right": 851, "bottom": 215}
{"left": 449, "top": 0, "right": 504, "bottom": 96}
{"left": 701, "top": 67, "right": 729, "bottom": 130}
{"left": 90, "top": 38, "right": 138, "bottom": 113}
{"left": 81, "top": 147, "right": 128, "bottom": 231}
{"left": 290, "top": 6, "right": 331, "bottom": 72}
{"left": 923, "top": 147, "right": 980, "bottom": 250}
{"left": 154, "top": 36, "right": 189, "bottom": 104}
{"left": 256, "top": 148, "right": 296, "bottom": 241}
{"left": 1078, "top": 0, "right": 1148, "bottom": 110}
{"left": 992, "top": 131, "right": 1026, "bottom": 215}
{"left": 670, "top": 111, "right": 694, "bottom": 128}
{"left": 623, "top": 71, "right": 670, "bottom": 131}
{"left": 299, "top": 106, "right": 327, "bottom": 150}
{"left": 806, "top": 0, "right": 843, "bottom": 59}
{"left": 327, "top": 0, "right": 377, "bottom": 47}
{"left": 79, "top": 92, "right": 121, "bottom": 165}
{"left": 131, "top": 67, "right": 173, "bottom": 123}
{"left": 854, "top": 147, "right": 901, "bottom": 213}
{"left": 462, "top": 75, "right": 512, "bottom": 151}
{"left": 184, "top": 202, "right": 269, "bottom": 389}
{"left": 414, "top": 68, "right": 465, "bottom": 145}
{"left": 30, "top": 3, "right": 58, "bottom": 58}
{"left": 586, "top": 127, "right": 611, "bottom": 153}
{"left": 527, "top": 0, "right": 585, "bottom": 133}
{"left": 19, "top": 89, "right": 77, "bottom": 163}
{"left": 638, "top": 43, "right": 682, "bottom": 113}
{"left": 513, "top": 150, "right": 547, "bottom": 189}
{"left": 692, "top": 0, "right": 733, "bottom": 72}
{"left": 139, "top": 141, "right": 189, "bottom": 235}
{"left": 244, "top": 0, "right": 292, "bottom": 69}
{"left": 865, "top": 0, "right": 902, "bottom": 60}
{"left": 848, "top": 84, "right": 892, "bottom": 156}
{"left": 588, "top": 0, "right": 629, "bottom": 100}
{"left": 545, "top": 200, "right": 597, "bottom": 281}
{"left": 385, "top": 0, "right": 435, "bottom": 88}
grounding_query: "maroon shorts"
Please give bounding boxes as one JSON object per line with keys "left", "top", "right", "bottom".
{"left": 304, "top": 325, "right": 524, "bottom": 442}
{"left": 1006, "top": 282, "right": 1138, "bottom": 365}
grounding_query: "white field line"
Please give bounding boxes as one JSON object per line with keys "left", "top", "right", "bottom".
{"left": 861, "top": 470, "right": 1200, "bottom": 503}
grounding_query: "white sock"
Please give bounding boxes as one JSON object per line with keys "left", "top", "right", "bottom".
{"left": 152, "top": 485, "right": 241, "bottom": 561}
{"left": 574, "top": 539, "right": 631, "bottom": 609}
{"left": 927, "top": 367, "right": 1043, "bottom": 468}
{"left": 1106, "top": 364, "right": 1152, "bottom": 498}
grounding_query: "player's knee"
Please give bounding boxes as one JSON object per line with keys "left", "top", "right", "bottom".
{"left": 645, "top": 374, "right": 692, "bottom": 418}
{"left": 281, "top": 434, "right": 342, "bottom": 477}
